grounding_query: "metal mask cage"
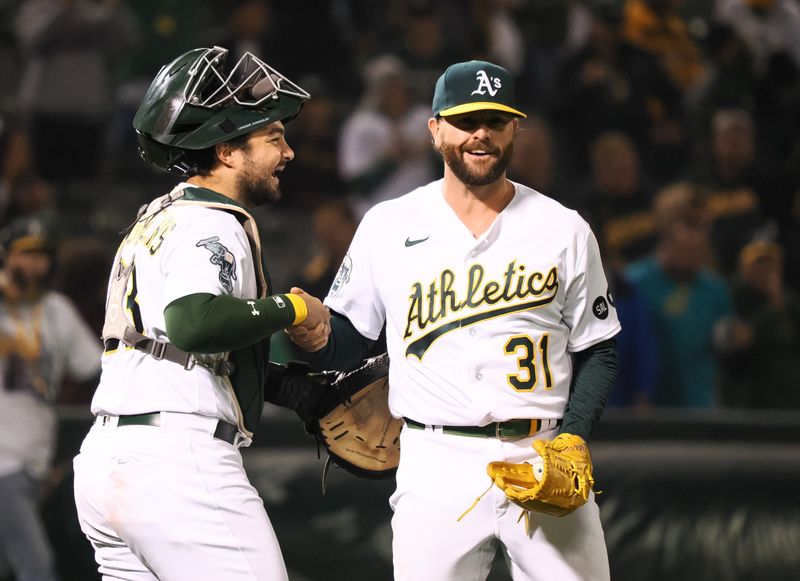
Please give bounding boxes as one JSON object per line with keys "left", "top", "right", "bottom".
{"left": 184, "top": 46, "right": 310, "bottom": 109}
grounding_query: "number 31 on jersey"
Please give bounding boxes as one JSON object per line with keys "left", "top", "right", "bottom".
{"left": 504, "top": 334, "right": 552, "bottom": 392}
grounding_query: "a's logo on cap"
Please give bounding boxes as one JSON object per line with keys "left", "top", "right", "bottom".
{"left": 471, "top": 70, "right": 501, "bottom": 97}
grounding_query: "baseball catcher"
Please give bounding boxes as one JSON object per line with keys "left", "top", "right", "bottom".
{"left": 72, "top": 45, "right": 329, "bottom": 580}
{"left": 487, "top": 433, "right": 595, "bottom": 517}
{"left": 265, "top": 353, "right": 402, "bottom": 479}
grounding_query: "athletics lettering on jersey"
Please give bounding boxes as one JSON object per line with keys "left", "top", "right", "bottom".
{"left": 196, "top": 236, "right": 237, "bottom": 293}
{"left": 404, "top": 260, "right": 558, "bottom": 359}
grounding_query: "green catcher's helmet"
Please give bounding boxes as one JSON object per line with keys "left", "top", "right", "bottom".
{"left": 133, "top": 46, "right": 310, "bottom": 175}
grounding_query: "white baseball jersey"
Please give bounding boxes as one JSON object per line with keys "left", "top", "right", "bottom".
{"left": 0, "top": 291, "right": 101, "bottom": 479}
{"left": 90, "top": 183, "right": 259, "bottom": 434}
{"left": 325, "top": 180, "right": 621, "bottom": 425}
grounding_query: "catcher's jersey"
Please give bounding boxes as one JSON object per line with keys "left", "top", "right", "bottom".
{"left": 90, "top": 183, "right": 257, "bottom": 429}
{"left": 325, "top": 180, "right": 621, "bottom": 425}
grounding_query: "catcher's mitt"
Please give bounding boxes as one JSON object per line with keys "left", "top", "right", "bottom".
{"left": 487, "top": 433, "right": 595, "bottom": 517}
{"left": 266, "top": 353, "right": 402, "bottom": 479}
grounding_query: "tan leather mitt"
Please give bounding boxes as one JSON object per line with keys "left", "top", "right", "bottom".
{"left": 317, "top": 358, "right": 403, "bottom": 479}
{"left": 487, "top": 433, "right": 595, "bottom": 516}
{"left": 266, "top": 353, "right": 402, "bottom": 479}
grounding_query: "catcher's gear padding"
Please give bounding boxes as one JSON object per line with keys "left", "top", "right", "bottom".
{"left": 266, "top": 353, "right": 402, "bottom": 479}
{"left": 487, "top": 433, "right": 595, "bottom": 517}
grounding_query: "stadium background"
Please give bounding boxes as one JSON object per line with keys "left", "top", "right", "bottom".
{"left": 1, "top": 0, "right": 799, "bottom": 579}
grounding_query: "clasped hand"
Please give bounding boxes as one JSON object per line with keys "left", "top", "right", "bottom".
{"left": 286, "top": 287, "right": 331, "bottom": 351}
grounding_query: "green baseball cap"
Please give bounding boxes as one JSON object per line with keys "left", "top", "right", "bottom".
{"left": 432, "top": 60, "right": 526, "bottom": 118}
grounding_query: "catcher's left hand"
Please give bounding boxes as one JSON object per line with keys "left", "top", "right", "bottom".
{"left": 265, "top": 354, "right": 402, "bottom": 479}
{"left": 487, "top": 433, "right": 595, "bottom": 517}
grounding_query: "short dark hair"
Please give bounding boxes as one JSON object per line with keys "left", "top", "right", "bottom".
{"left": 186, "top": 132, "right": 252, "bottom": 177}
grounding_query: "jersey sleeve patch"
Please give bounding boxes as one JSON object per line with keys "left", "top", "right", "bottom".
{"left": 329, "top": 253, "right": 353, "bottom": 297}
{"left": 196, "top": 236, "right": 238, "bottom": 293}
{"left": 592, "top": 296, "right": 609, "bottom": 320}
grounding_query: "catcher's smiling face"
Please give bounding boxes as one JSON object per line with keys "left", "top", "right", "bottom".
{"left": 232, "top": 122, "right": 294, "bottom": 206}
{"left": 429, "top": 111, "right": 518, "bottom": 187}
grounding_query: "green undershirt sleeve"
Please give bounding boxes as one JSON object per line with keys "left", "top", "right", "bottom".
{"left": 164, "top": 292, "right": 300, "bottom": 354}
{"left": 305, "top": 311, "right": 374, "bottom": 371}
{"left": 559, "top": 338, "right": 619, "bottom": 441}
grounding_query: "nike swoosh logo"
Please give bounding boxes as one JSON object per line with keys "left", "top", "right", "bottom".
{"left": 405, "top": 236, "right": 430, "bottom": 247}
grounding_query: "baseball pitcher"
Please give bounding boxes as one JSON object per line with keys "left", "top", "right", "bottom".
{"left": 289, "top": 61, "right": 621, "bottom": 581}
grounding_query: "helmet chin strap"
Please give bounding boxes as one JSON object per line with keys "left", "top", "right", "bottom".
{"left": 169, "top": 157, "right": 198, "bottom": 177}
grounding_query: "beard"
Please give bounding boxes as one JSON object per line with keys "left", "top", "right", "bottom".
{"left": 438, "top": 139, "right": 514, "bottom": 187}
{"left": 236, "top": 157, "right": 281, "bottom": 207}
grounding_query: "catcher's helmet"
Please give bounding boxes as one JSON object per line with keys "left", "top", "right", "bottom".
{"left": 133, "top": 46, "right": 310, "bottom": 175}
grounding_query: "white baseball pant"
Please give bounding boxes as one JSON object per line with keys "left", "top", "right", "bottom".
{"left": 73, "top": 412, "right": 287, "bottom": 581}
{"left": 390, "top": 424, "right": 610, "bottom": 581}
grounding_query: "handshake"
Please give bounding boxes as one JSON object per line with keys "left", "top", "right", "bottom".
{"left": 286, "top": 286, "right": 331, "bottom": 352}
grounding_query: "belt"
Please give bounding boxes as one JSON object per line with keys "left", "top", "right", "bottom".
{"left": 404, "top": 417, "right": 556, "bottom": 439}
{"left": 112, "top": 412, "right": 239, "bottom": 445}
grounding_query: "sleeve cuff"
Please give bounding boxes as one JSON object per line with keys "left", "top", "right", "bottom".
{"left": 285, "top": 293, "right": 308, "bottom": 326}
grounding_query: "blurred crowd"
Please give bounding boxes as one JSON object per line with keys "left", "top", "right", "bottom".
{"left": 1, "top": 0, "right": 799, "bottom": 413}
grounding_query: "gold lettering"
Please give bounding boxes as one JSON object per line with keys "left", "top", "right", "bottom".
{"left": 483, "top": 281, "right": 502, "bottom": 304}
{"left": 527, "top": 271, "right": 543, "bottom": 295}
{"left": 426, "top": 282, "right": 441, "bottom": 323}
{"left": 404, "top": 261, "right": 560, "bottom": 337}
{"left": 120, "top": 212, "right": 176, "bottom": 256}
{"left": 145, "top": 216, "right": 176, "bottom": 254}
{"left": 441, "top": 269, "right": 459, "bottom": 314}
{"left": 404, "top": 284, "right": 425, "bottom": 338}
{"left": 465, "top": 264, "right": 485, "bottom": 308}
{"left": 544, "top": 267, "right": 558, "bottom": 291}
{"left": 501, "top": 261, "right": 517, "bottom": 301}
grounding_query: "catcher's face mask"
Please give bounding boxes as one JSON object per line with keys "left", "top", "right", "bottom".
{"left": 182, "top": 48, "right": 309, "bottom": 108}
{"left": 133, "top": 46, "right": 310, "bottom": 175}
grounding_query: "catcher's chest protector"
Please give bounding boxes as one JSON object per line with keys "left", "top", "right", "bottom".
{"left": 100, "top": 186, "right": 270, "bottom": 438}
